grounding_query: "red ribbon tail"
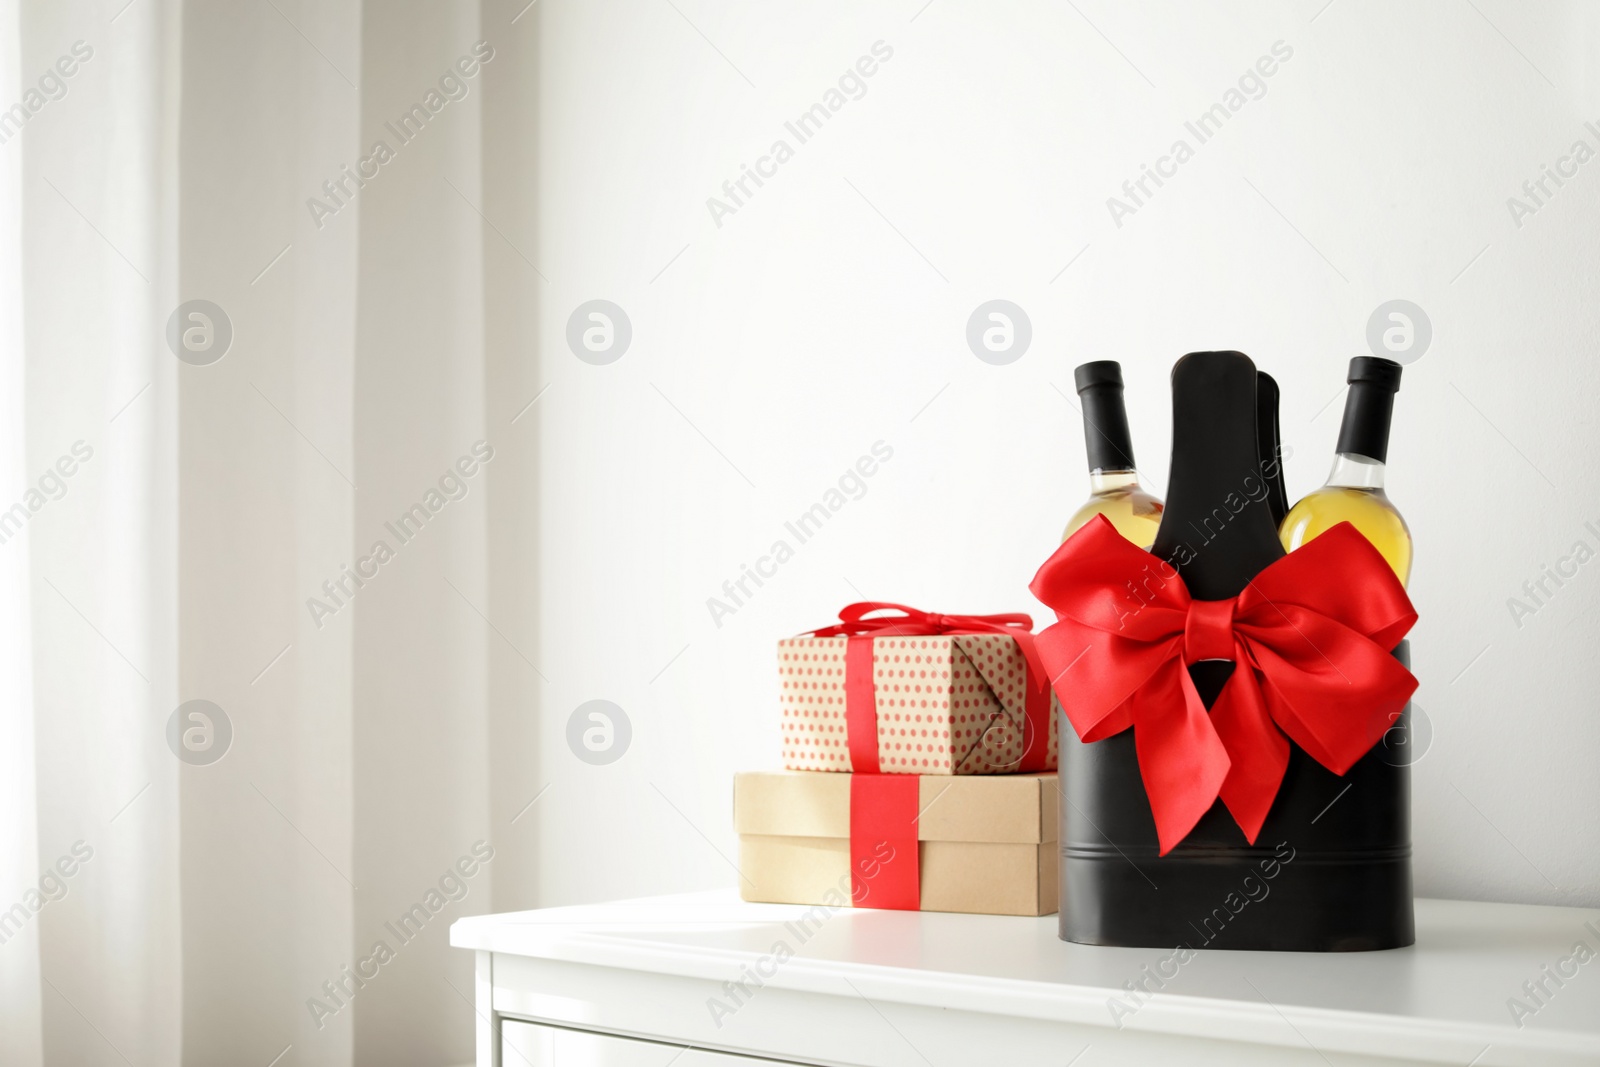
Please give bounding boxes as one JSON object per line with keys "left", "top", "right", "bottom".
{"left": 1134, "top": 665, "right": 1231, "bottom": 855}
{"left": 850, "top": 775, "right": 920, "bottom": 910}
{"left": 1211, "top": 660, "right": 1290, "bottom": 844}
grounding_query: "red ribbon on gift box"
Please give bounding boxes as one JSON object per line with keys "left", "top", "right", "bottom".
{"left": 849, "top": 774, "right": 920, "bottom": 910}
{"left": 807, "top": 602, "right": 1051, "bottom": 776}
{"left": 1029, "top": 516, "right": 1418, "bottom": 855}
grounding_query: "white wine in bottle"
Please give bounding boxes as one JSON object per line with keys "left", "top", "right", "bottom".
{"left": 1062, "top": 361, "right": 1164, "bottom": 547}
{"left": 1280, "top": 357, "right": 1412, "bottom": 584}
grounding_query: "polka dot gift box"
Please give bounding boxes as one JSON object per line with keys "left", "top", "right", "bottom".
{"left": 778, "top": 603, "right": 1059, "bottom": 775}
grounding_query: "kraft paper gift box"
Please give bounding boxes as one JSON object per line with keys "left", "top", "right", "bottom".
{"left": 778, "top": 623, "right": 1059, "bottom": 775}
{"left": 733, "top": 770, "right": 1058, "bottom": 916}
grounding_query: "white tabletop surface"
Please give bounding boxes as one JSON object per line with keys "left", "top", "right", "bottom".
{"left": 453, "top": 889, "right": 1600, "bottom": 1063}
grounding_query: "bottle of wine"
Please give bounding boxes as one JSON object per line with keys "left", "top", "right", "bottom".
{"left": 1279, "top": 356, "right": 1412, "bottom": 584}
{"left": 1063, "top": 361, "right": 1164, "bottom": 546}
{"left": 1255, "top": 371, "right": 1290, "bottom": 528}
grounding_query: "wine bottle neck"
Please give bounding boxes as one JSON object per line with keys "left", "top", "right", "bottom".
{"left": 1326, "top": 452, "right": 1387, "bottom": 489}
{"left": 1088, "top": 470, "right": 1141, "bottom": 493}
{"left": 1080, "top": 384, "right": 1137, "bottom": 473}
{"left": 1334, "top": 380, "right": 1396, "bottom": 463}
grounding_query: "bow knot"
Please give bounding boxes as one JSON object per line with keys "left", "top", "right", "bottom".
{"left": 1030, "top": 515, "right": 1417, "bottom": 855}
{"left": 1184, "top": 598, "right": 1236, "bottom": 664}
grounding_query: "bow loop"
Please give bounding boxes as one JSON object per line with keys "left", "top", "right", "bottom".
{"left": 1030, "top": 515, "right": 1418, "bottom": 854}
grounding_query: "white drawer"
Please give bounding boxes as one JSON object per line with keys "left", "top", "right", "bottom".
{"left": 502, "top": 1021, "right": 807, "bottom": 1066}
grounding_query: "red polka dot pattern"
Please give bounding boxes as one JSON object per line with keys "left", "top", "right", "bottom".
{"left": 776, "top": 634, "right": 1059, "bottom": 774}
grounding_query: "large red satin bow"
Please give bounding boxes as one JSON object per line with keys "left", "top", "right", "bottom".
{"left": 1029, "top": 516, "right": 1417, "bottom": 855}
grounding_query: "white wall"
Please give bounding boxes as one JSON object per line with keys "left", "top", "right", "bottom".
{"left": 521, "top": 0, "right": 1600, "bottom": 909}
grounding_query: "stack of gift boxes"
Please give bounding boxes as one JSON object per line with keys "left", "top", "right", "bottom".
{"left": 732, "top": 605, "right": 1062, "bottom": 915}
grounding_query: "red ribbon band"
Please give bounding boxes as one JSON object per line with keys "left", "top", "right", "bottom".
{"left": 849, "top": 775, "right": 920, "bottom": 910}
{"left": 844, "top": 637, "right": 880, "bottom": 774}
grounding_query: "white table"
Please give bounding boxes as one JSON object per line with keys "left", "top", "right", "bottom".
{"left": 450, "top": 890, "right": 1600, "bottom": 1066}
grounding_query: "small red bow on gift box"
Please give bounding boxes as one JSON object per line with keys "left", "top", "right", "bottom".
{"left": 808, "top": 602, "right": 1036, "bottom": 639}
{"left": 1030, "top": 516, "right": 1418, "bottom": 855}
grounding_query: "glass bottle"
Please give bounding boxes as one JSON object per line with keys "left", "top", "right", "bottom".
{"left": 1280, "top": 356, "right": 1411, "bottom": 584}
{"left": 1063, "top": 361, "right": 1164, "bottom": 548}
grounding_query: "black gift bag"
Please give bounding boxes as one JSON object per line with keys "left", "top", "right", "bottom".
{"left": 1059, "top": 351, "right": 1414, "bottom": 952}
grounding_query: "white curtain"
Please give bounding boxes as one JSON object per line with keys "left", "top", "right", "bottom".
{"left": 1, "top": 1, "right": 540, "bottom": 1064}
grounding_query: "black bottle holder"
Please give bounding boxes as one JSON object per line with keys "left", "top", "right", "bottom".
{"left": 1058, "top": 352, "right": 1414, "bottom": 952}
